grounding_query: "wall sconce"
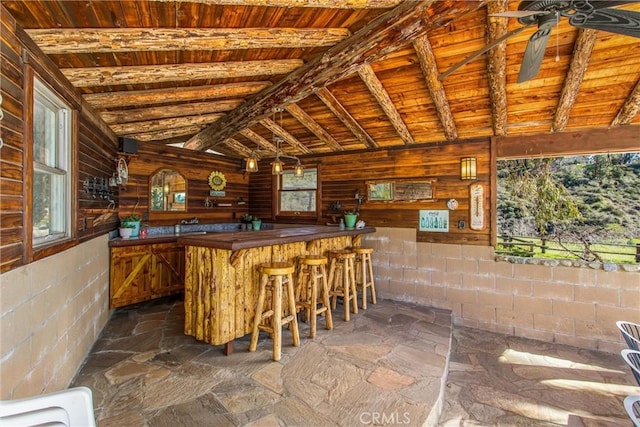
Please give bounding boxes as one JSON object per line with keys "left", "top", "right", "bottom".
{"left": 294, "top": 160, "right": 305, "bottom": 177}
{"left": 245, "top": 154, "right": 259, "bottom": 173}
{"left": 460, "top": 157, "right": 477, "bottom": 180}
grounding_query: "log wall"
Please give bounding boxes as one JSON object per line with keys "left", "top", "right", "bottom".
{"left": 0, "top": 5, "right": 118, "bottom": 273}
{"left": 249, "top": 138, "right": 492, "bottom": 246}
{"left": 119, "top": 141, "right": 250, "bottom": 226}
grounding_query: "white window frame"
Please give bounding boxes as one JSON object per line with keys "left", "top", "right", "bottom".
{"left": 277, "top": 168, "right": 318, "bottom": 216}
{"left": 32, "top": 78, "right": 72, "bottom": 247}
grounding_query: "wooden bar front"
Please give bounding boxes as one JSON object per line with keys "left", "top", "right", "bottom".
{"left": 178, "top": 226, "right": 375, "bottom": 346}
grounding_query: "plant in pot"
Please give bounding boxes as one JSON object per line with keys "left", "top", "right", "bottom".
{"left": 120, "top": 214, "right": 141, "bottom": 237}
{"left": 343, "top": 209, "right": 358, "bottom": 229}
{"left": 251, "top": 216, "right": 262, "bottom": 231}
{"left": 118, "top": 223, "right": 135, "bottom": 239}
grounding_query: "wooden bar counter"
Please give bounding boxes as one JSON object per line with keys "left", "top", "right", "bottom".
{"left": 177, "top": 225, "right": 375, "bottom": 348}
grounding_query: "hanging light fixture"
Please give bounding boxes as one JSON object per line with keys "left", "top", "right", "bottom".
{"left": 245, "top": 153, "right": 259, "bottom": 173}
{"left": 460, "top": 157, "right": 477, "bottom": 180}
{"left": 271, "top": 109, "right": 285, "bottom": 175}
{"left": 294, "top": 159, "right": 305, "bottom": 177}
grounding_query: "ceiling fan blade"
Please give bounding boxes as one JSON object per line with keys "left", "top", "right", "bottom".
{"left": 438, "top": 24, "right": 533, "bottom": 81}
{"left": 489, "top": 10, "right": 548, "bottom": 18}
{"left": 569, "top": 8, "right": 640, "bottom": 38}
{"left": 517, "top": 26, "right": 553, "bottom": 83}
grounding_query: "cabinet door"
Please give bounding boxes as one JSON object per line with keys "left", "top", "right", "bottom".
{"left": 110, "top": 243, "right": 184, "bottom": 308}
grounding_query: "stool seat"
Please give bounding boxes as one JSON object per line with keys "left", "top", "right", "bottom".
{"left": 299, "top": 255, "right": 328, "bottom": 266}
{"left": 327, "top": 249, "right": 358, "bottom": 321}
{"left": 260, "top": 262, "right": 296, "bottom": 276}
{"left": 249, "top": 261, "right": 299, "bottom": 361}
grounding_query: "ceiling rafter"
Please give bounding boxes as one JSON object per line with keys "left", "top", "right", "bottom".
{"left": 239, "top": 128, "right": 277, "bottom": 152}
{"left": 611, "top": 78, "right": 640, "bottom": 127}
{"left": 27, "top": 28, "right": 351, "bottom": 54}
{"left": 100, "top": 100, "right": 243, "bottom": 124}
{"left": 260, "top": 118, "right": 311, "bottom": 154}
{"left": 61, "top": 59, "right": 303, "bottom": 87}
{"left": 111, "top": 113, "right": 223, "bottom": 135}
{"left": 485, "top": 0, "right": 508, "bottom": 136}
{"left": 148, "top": 0, "right": 402, "bottom": 8}
{"left": 285, "top": 103, "right": 344, "bottom": 151}
{"left": 224, "top": 138, "right": 256, "bottom": 158}
{"left": 316, "top": 87, "right": 378, "bottom": 148}
{"left": 83, "top": 82, "right": 270, "bottom": 109}
{"left": 183, "top": 0, "right": 488, "bottom": 151}
{"left": 128, "top": 125, "right": 208, "bottom": 142}
{"left": 412, "top": 36, "right": 457, "bottom": 140}
{"left": 358, "top": 63, "right": 414, "bottom": 144}
{"left": 552, "top": 29, "right": 598, "bottom": 133}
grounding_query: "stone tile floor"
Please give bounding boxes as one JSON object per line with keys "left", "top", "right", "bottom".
{"left": 71, "top": 296, "right": 639, "bottom": 426}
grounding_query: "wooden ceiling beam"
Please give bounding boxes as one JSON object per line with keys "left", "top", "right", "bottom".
{"left": 285, "top": 103, "right": 344, "bottom": 151}
{"left": 83, "top": 82, "right": 270, "bottom": 109}
{"left": 239, "top": 128, "right": 277, "bottom": 152}
{"left": 184, "top": 0, "right": 487, "bottom": 151}
{"left": 129, "top": 125, "right": 206, "bottom": 142}
{"left": 224, "top": 138, "right": 255, "bottom": 158}
{"left": 111, "top": 113, "right": 223, "bottom": 136}
{"left": 486, "top": 0, "right": 508, "bottom": 137}
{"left": 148, "top": 0, "right": 402, "bottom": 8}
{"left": 552, "top": 29, "right": 597, "bottom": 133}
{"left": 100, "top": 100, "right": 243, "bottom": 124}
{"left": 316, "top": 87, "right": 378, "bottom": 148}
{"left": 358, "top": 63, "right": 414, "bottom": 144}
{"left": 62, "top": 59, "right": 303, "bottom": 87}
{"left": 412, "top": 36, "right": 457, "bottom": 140}
{"left": 611, "top": 78, "right": 640, "bottom": 126}
{"left": 27, "top": 28, "right": 350, "bottom": 54}
{"left": 260, "top": 118, "right": 311, "bottom": 154}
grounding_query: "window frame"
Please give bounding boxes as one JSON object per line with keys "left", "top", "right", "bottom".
{"left": 27, "top": 70, "right": 77, "bottom": 260}
{"left": 274, "top": 166, "right": 321, "bottom": 220}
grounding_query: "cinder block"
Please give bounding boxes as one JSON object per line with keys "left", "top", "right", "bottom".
{"left": 461, "top": 245, "right": 493, "bottom": 261}
{"left": 552, "top": 300, "right": 595, "bottom": 321}
{"left": 553, "top": 266, "right": 596, "bottom": 285}
{"left": 477, "top": 291, "right": 513, "bottom": 309}
{"left": 533, "top": 281, "right": 573, "bottom": 301}
{"left": 597, "top": 269, "right": 640, "bottom": 290}
{"left": 513, "top": 295, "right": 552, "bottom": 315}
{"left": 574, "top": 286, "right": 619, "bottom": 306}
{"left": 433, "top": 243, "right": 462, "bottom": 259}
{"left": 462, "top": 303, "right": 495, "bottom": 323}
{"left": 620, "top": 289, "right": 640, "bottom": 309}
{"left": 596, "top": 304, "right": 640, "bottom": 325}
{"left": 496, "top": 277, "right": 532, "bottom": 296}
{"left": 513, "top": 263, "right": 552, "bottom": 281}
{"left": 446, "top": 287, "right": 477, "bottom": 304}
{"left": 0, "top": 267, "right": 30, "bottom": 316}
{"left": 479, "top": 260, "right": 513, "bottom": 278}
{"left": 462, "top": 274, "right": 495, "bottom": 291}
{"left": 446, "top": 258, "right": 478, "bottom": 275}
{"left": 496, "top": 308, "right": 533, "bottom": 328}
{"left": 533, "top": 313, "right": 574, "bottom": 335}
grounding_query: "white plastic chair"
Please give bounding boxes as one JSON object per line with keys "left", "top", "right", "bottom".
{"left": 0, "top": 386, "right": 95, "bottom": 427}
{"left": 622, "top": 349, "right": 640, "bottom": 387}
{"left": 625, "top": 395, "right": 640, "bottom": 427}
{"left": 617, "top": 321, "right": 640, "bottom": 351}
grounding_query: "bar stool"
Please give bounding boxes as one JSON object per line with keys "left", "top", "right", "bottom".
{"left": 327, "top": 249, "right": 358, "bottom": 321}
{"left": 296, "top": 255, "right": 333, "bottom": 338}
{"left": 249, "top": 262, "right": 300, "bottom": 361}
{"left": 353, "top": 247, "right": 377, "bottom": 309}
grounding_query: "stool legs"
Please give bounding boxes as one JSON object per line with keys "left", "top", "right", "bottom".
{"left": 328, "top": 253, "right": 358, "bottom": 321}
{"left": 297, "top": 260, "right": 333, "bottom": 338}
{"left": 356, "top": 251, "right": 377, "bottom": 309}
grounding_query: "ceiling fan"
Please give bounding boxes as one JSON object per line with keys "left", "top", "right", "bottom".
{"left": 439, "top": 0, "right": 640, "bottom": 83}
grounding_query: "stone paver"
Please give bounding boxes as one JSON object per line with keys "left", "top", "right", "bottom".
{"left": 71, "top": 296, "right": 638, "bottom": 426}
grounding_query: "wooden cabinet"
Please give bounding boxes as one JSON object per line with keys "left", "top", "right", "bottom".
{"left": 110, "top": 242, "right": 185, "bottom": 308}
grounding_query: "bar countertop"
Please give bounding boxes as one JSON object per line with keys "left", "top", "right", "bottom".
{"left": 177, "top": 225, "right": 376, "bottom": 251}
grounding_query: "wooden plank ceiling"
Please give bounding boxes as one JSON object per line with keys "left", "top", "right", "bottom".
{"left": 4, "top": 0, "right": 640, "bottom": 159}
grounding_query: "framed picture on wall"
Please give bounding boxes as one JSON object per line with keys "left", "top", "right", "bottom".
{"left": 367, "top": 182, "right": 394, "bottom": 201}
{"left": 173, "top": 192, "right": 186, "bottom": 203}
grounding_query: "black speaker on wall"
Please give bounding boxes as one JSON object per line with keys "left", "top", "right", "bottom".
{"left": 118, "top": 137, "right": 138, "bottom": 154}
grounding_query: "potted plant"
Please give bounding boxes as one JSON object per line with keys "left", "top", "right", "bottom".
{"left": 343, "top": 210, "right": 358, "bottom": 229}
{"left": 251, "top": 216, "right": 262, "bottom": 231}
{"left": 118, "top": 223, "right": 135, "bottom": 239}
{"left": 120, "top": 214, "right": 141, "bottom": 237}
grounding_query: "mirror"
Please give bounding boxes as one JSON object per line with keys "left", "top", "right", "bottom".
{"left": 150, "top": 169, "right": 187, "bottom": 211}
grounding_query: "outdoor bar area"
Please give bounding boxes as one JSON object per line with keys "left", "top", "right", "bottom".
{"left": 1, "top": 1, "right": 639, "bottom": 426}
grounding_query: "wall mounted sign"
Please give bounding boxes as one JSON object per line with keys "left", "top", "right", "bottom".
{"left": 367, "top": 179, "right": 436, "bottom": 202}
{"left": 470, "top": 183, "right": 484, "bottom": 230}
{"left": 209, "top": 190, "right": 226, "bottom": 197}
{"left": 208, "top": 170, "right": 227, "bottom": 191}
{"left": 419, "top": 210, "right": 449, "bottom": 232}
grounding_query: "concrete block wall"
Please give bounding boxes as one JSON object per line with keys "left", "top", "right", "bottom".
{"left": 0, "top": 235, "right": 111, "bottom": 399}
{"left": 363, "top": 228, "right": 640, "bottom": 353}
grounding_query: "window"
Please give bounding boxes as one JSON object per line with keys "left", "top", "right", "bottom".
{"left": 278, "top": 168, "right": 318, "bottom": 215}
{"left": 32, "top": 79, "right": 72, "bottom": 246}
